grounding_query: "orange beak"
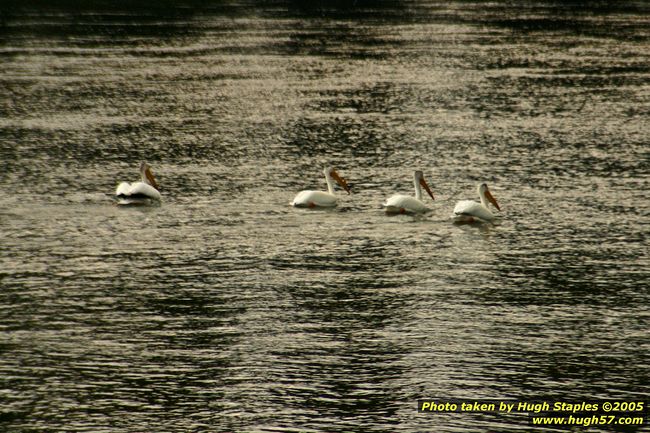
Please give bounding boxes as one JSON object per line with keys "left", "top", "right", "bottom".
{"left": 330, "top": 170, "right": 351, "bottom": 194}
{"left": 145, "top": 167, "right": 160, "bottom": 190}
{"left": 485, "top": 189, "right": 500, "bottom": 211}
{"left": 419, "top": 177, "right": 435, "bottom": 201}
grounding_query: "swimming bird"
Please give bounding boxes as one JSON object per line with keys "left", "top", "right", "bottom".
{"left": 115, "top": 162, "right": 161, "bottom": 201}
{"left": 383, "top": 170, "right": 435, "bottom": 214}
{"left": 452, "top": 183, "right": 501, "bottom": 223}
{"left": 292, "top": 166, "right": 351, "bottom": 208}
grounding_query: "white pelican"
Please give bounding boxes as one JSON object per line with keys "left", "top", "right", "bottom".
{"left": 115, "top": 162, "right": 161, "bottom": 201}
{"left": 383, "top": 170, "right": 435, "bottom": 214}
{"left": 292, "top": 167, "right": 351, "bottom": 208}
{"left": 452, "top": 183, "right": 501, "bottom": 223}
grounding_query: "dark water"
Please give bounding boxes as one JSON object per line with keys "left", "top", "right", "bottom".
{"left": 1, "top": 1, "right": 649, "bottom": 432}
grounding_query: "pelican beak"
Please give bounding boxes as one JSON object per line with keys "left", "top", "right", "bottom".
{"left": 485, "top": 189, "right": 500, "bottom": 211}
{"left": 330, "top": 170, "right": 351, "bottom": 194}
{"left": 419, "top": 177, "right": 435, "bottom": 201}
{"left": 145, "top": 166, "right": 160, "bottom": 190}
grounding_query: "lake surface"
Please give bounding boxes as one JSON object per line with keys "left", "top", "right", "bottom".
{"left": 1, "top": 1, "right": 649, "bottom": 432}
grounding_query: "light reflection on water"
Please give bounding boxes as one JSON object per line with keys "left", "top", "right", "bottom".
{"left": 1, "top": 1, "right": 649, "bottom": 432}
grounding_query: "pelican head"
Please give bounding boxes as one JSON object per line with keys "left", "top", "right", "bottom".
{"left": 325, "top": 167, "right": 351, "bottom": 194}
{"left": 415, "top": 170, "right": 435, "bottom": 201}
{"left": 140, "top": 162, "right": 160, "bottom": 190}
{"left": 478, "top": 183, "right": 500, "bottom": 211}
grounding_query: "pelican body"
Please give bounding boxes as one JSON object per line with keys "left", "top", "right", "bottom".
{"left": 115, "top": 162, "right": 161, "bottom": 201}
{"left": 292, "top": 167, "right": 351, "bottom": 208}
{"left": 453, "top": 183, "right": 501, "bottom": 223}
{"left": 383, "top": 170, "right": 435, "bottom": 214}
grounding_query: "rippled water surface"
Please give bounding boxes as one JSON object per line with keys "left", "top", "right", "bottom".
{"left": 1, "top": 1, "right": 649, "bottom": 432}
